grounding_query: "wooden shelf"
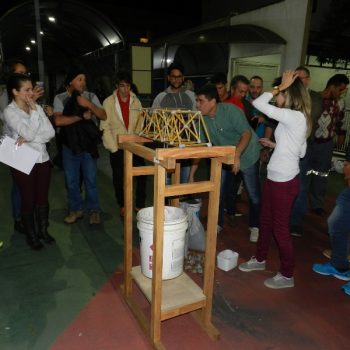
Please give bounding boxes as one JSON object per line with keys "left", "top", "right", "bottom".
{"left": 131, "top": 266, "right": 206, "bottom": 320}
{"left": 118, "top": 135, "right": 235, "bottom": 349}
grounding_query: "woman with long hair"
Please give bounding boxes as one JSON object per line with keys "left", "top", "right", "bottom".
{"left": 239, "top": 70, "right": 312, "bottom": 289}
{"left": 4, "top": 73, "right": 55, "bottom": 250}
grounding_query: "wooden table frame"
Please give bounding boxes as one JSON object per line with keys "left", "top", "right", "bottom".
{"left": 119, "top": 135, "right": 235, "bottom": 349}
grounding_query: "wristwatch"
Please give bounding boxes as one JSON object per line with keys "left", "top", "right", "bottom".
{"left": 272, "top": 86, "right": 280, "bottom": 95}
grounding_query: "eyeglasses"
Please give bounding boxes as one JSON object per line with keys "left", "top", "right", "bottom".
{"left": 169, "top": 75, "right": 183, "bottom": 80}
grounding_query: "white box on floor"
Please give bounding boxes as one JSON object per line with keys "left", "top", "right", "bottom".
{"left": 217, "top": 249, "right": 238, "bottom": 271}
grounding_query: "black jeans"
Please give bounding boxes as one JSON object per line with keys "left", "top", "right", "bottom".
{"left": 109, "top": 150, "right": 147, "bottom": 208}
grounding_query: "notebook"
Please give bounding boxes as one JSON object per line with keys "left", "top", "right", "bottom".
{"left": 0, "top": 136, "right": 40, "bottom": 175}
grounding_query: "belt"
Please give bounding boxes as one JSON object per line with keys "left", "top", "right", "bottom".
{"left": 306, "top": 170, "right": 329, "bottom": 177}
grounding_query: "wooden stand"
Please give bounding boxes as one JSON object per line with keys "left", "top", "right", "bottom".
{"left": 119, "top": 135, "right": 235, "bottom": 349}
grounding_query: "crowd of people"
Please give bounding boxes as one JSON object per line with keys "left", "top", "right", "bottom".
{"left": 0, "top": 60, "right": 349, "bottom": 295}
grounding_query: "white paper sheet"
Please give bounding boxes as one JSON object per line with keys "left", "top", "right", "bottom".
{"left": 0, "top": 136, "right": 40, "bottom": 174}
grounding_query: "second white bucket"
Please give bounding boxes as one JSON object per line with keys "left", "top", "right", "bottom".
{"left": 137, "top": 206, "right": 188, "bottom": 280}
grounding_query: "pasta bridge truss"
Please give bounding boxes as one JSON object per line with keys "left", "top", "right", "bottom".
{"left": 136, "top": 108, "right": 212, "bottom": 147}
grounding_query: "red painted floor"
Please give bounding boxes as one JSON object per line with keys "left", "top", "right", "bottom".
{"left": 51, "top": 193, "right": 350, "bottom": 350}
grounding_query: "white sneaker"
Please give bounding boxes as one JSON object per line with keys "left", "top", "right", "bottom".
{"left": 249, "top": 227, "right": 259, "bottom": 242}
{"left": 239, "top": 257, "right": 266, "bottom": 272}
{"left": 264, "top": 272, "right": 294, "bottom": 289}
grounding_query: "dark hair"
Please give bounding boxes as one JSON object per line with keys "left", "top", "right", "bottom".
{"left": 272, "top": 76, "right": 282, "bottom": 87}
{"left": 210, "top": 72, "right": 227, "bottom": 85}
{"left": 131, "top": 83, "right": 139, "bottom": 95}
{"left": 230, "top": 74, "right": 249, "bottom": 88}
{"left": 295, "top": 66, "right": 310, "bottom": 77}
{"left": 115, "top": 71, "right": 132, "bottom": 85}
{"left": 196, "top": 83, "right": 219, "bottom": 102}
{"left": 167, "top": 63, "right": 184, "bottom": 76}
{"left": 0, "top": 59, "right": 27, "bottom": 84}
{"left": 64, "top": 65, "right": 85, "bottom": 87}
{"left": 326, "top": 74, "right": 349, "bottom": 88}
{"left": 6, "top": 73, "right": 32, "bottom": 101}
{"left": 250, "top": 75, "right": 263, "bottom": 82}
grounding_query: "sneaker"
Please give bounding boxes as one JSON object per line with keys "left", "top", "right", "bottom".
{"left": 239, "top": 257, "right": 266, "bottom": 272}
{"left": 264, "top": 272, "right": 294, "bottom": 289}
{"left": 322, "top": 249, "right": 350, "bottom": 262}
{"left": 312, "top": 262, "right": 350, "bottom": 281}
{"left": 290, "top": 225, "right": 302, "bottom": 237}
{"left": 322, "top": 249, "right": 331, "bottom": 259}
{"left": 64, "top": 210, "right": 84, "bottom": 224}
{"left": 225, "top": 210, "right": 244, "bottom": 217}
{"left": 89, "top": 211, "right": 101, "bottom": 225}
{"left": 249, "top": 227, "right": 259, "bottom": 243}
{"left": 342, "top": 282, "right": 350, "bottom": 296}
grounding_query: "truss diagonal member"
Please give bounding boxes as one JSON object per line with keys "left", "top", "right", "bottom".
{"left": 138, "top": 108, "right": 211, "bottom": 146}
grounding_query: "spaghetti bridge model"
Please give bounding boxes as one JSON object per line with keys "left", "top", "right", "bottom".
{"left": 136, "top": 108, "right": 212, "bottom": 147}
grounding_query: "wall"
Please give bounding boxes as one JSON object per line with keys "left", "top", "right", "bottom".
{"left": 228, "top": 0, "right": 312, "bottom": 71}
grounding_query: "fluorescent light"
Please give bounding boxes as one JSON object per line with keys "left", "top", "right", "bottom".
{"left": 48, "top": 16, "right": 56, "bottom": 22}
{"left": 25, "top": 46, "right": 31, "bottom": 51}
{"left": 30, "top": 40, "right": 36, "bottom": 44}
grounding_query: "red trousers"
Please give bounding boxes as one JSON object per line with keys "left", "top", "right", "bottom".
{"left": 256, "top": 176, "right": 300, "bottom": 278}
{"left": 11, "top": 161, "right": 51, "bottom": 214}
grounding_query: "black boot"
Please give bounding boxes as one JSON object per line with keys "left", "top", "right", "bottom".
{"left": 14, "top": 219, "right": 25, "bottom": 234}
{"left": 22, "top": 212, "right": 43, "bottom": 250}
{"left": 36, "top": 205, "right": 56, "bottom": 244}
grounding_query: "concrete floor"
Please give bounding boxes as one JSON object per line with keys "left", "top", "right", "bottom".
{"left": 0, "top": 146, "right": 349, "bottom": 350}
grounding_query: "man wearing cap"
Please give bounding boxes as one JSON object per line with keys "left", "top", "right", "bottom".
{"left": 53, "top": 66, "right": 106, "bottom": 225}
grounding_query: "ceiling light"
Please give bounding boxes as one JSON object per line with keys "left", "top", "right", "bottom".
{"left": 30, "top": 40, "right": 36, "bottom": 44}
{"left": 40, "top": 31, "right": 44, "bottom": 35}
{"left": 25, "top": 46, "right": 31, "bottom": 51}
{"left": 48, "top": 16, "right": 56, "bottom": 22}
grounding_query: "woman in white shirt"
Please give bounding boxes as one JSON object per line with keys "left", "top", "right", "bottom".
{"left": 4, "top": 73, "right": 55, "bottom": 250}
{"left": 239, "top": 70, "right": 312, "bottom": 289}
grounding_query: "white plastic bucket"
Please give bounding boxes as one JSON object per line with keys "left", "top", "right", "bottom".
{"left": 137, "top": 206, "right": 188, "bottom": 280}
{"left": 217, "top": 250, "right": 239, "bottom": 271}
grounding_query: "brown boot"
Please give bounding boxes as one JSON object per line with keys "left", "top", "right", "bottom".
{"left": 64, "top": 210, "right": 84, "bottom": 224}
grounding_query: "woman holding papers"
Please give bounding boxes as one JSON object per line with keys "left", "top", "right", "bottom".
{"left": 4, "top": 73, "right": 55, "bottom": 250}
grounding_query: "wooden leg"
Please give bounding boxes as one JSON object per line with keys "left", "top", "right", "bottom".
{"left": 150, "top": 164, "right": 166, "bottom": 345}
{"left": 123, "top": 149, "right": 133, "bottom": 297}
{"left": 202, "top": 158, "right": 222, "bottom": 325}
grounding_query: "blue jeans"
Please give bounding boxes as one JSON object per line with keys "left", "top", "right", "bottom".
{"left": 63, "top": 146, "right": 100, "bottom": 211}
{"left": 290, "top": 140, "right": 334, "bottom": 229}
{"left": 328, "top": 187, "right": 350, "bottom": 271}
{"left": 219, "top": 160, "right": 261, "bottom": 228}
{"left": 166, "top": 165, "right": 190, "bottom": 185}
